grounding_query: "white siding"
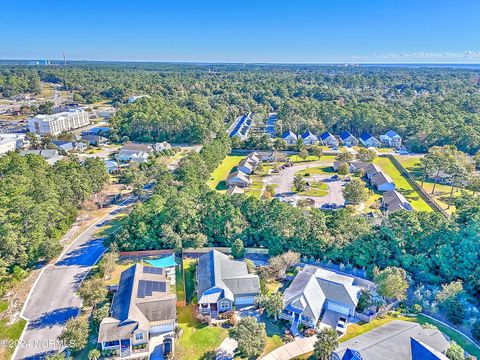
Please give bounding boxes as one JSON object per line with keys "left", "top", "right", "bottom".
{"left": 150, "top": 323, "right": 174, "bottom": 334}
{"left": 234, "top": 296, "right": 255, "bottom": 306}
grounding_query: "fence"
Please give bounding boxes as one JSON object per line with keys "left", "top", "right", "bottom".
{"left": 183, "top": 246, "right": 269, "bottom": 256}
{"left": 119, "top": 249, "right": 174, "bottom": 260}
{"left": 382, "top": 154, "right": 449, "bottom": 218}
{"left": 354, "top": 300, "right": 400, "bottom": 323}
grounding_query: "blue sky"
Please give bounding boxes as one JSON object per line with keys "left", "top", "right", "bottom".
{"left": 1, "top": 0, "right": 480, "bottom": 63}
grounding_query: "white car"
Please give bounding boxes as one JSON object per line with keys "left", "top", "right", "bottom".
{"left": 336, "top": 316, "right": 348, "bottom": 334}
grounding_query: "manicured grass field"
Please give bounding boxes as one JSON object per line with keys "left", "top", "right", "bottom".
{"left": 416, "top": 315, "right": 480, "bottom": 358}
{"left": 373, "top": 157, "right": 432, "bottom": 212}
{"left": 298, "top": 182, "right": 328, "bottom": 197}
{"left": 207, "top": 155, "right": 245, "bottom": 191}
{"left": 288, "top": 155, "right": 336, "bottom": 163}
{"left": 176, "top": 305, "right": 228, "bottom": 359}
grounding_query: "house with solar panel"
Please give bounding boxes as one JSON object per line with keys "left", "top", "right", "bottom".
{"left": 380, "top": 130, "right": 402, "bottom": 147}
{"left": 97, "top": 263, "right": 176, "bottom": 358}
{"left": 319, "top": 131, "right": 339, "bottom": 147}
{"left": 301, "top": 131, "right": 319, "bottom": 145}
{"left": 359, "top": 132, "right": 381, "bottom": 147}
{"left": 196, "top": 250, "right": 260, "bottom": 317}
{"left": 339, "top": 131, "right": 359, "bottom": 147}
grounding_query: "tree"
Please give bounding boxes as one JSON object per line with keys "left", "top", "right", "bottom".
{"left": 435, "top": 281, "right": 463, "bottom": 303}
{"left": 312, "top": 144, "right": 323, "bottom": 159}
{"left": 474, "top": 152, "right": 480, "bottom": 170}
{"left": 471, "top": 320, "right": 480, "bottom": 342}
{"left": 446, "top": 341, "right": 465, "bottom": 360}
{"left": 300, "top": 147, "right": 308, "bottom": 161}
{"left": 99, "top": 250, "right": 119, "bottom": 280}
{"left": 78, "top": 277, "right": 108, "bottom": 308}
{"left": 59, "top": 316, "right": 89, "bottom": 353}
{"left": 337, "top": 162, "right": 350, "bottom": 176}
{"left": 356, "top": 289, "right": 373, "bottom": 313}
{"left": 466, "top": 176, "right": 480, "bottom": 195}
{"left": 265, "top": 292, "right": 283, "bottom": 321}
{"left": 374, "top": 266, "right": 408, "bottom": 300}
{"left": 342, "top": 178, "right": 367, "bottom": 205}
{"left": 446, "top": 299, "right": 465, "bottom": 325}
{"left": 229, "top": 316, "right": 266, "bottom": 358}
{"left": 268, "top": 251, "right": 301, "bottom": 279}
{"left": 45, "top": 353, "right": 68, "bottom": 360}
{"left": 336, "top": 152, "right": 354, "bottom": 162}
{"left": 231, "top": 238, "right": 245, "bottom": 259}
{"left": 88, "top": 349, "right": 101, "bottom": 360}
{"left": 357, "top": 148, "right": 377, "bottom": 162}
{"left": 294, "top": 174, "right": 306, "bottom": 192}
{"left": 313, "top": 328, "right": 339, "bottom": 360}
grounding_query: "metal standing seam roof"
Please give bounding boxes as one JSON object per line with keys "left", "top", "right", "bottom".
{"left": 359, "top": 132, "right": 376, "bottom": 142}
{"left": 320, "top": 131, "right": 335, "bottom": 141}
{"left": 339, "top": 131, "right": 356, "bottom": 141}
{"left": 385, "top": 130, "right": 400, "bottom": 138}
{"left": 282, "top": 130, "right": 297, "bottom": 139}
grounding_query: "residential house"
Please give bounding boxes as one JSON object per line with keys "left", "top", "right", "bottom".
{"left": 282, "top": 130, "right": 298, "bottom": 145}
{"left": 380, "top": 130, "right": 402, "bottom": 147}
{"left": 81, "top": 134, "right": 110, "bottom": 146}
{"left": 301, "top": 131, "right": 318, "bottom": 145}
{"left": 319, "top": 131, "right": 339, "bottom": 147}
{"left": 262, "top": 151, "right": 287, "bottom": 163}
{"left": 105, "top": 160, "right": 120, "bottom": 174}
{"left": 246, "top": 151, "right": 261, "bottom": 166}
{"left": 370, "top": 171, "right": 396, "bottom": 191}
{"left": 52, "top": 140, "right": 76, "bottom": 153}
{"left": 226, "top": 170, "right": 252, "bottom": 188}
{"left": 116, "top": 149, "right": 149, "bottom": 163}
{"left": 382, "top": 190, "right": 413, "bottom": 213}
{"left": 0, "top": 133, "right": 29, "bottom": 149}
{"left": 226, "top": 186, "right": 245, "bottom": 196}
{"left": 339, "top": 131, "right": 359, "bottom": 147}
{"left": 331, "top": 320, "right": 450, "bottom": 360}
{"left": 81, "top": 127, "right": 110, "bottom": 136}
{"left": 229, "top": 113, "right": 253, "bottom": 140}
{"left": 196, "top": 250, "right": 260, "bottom": 317}
{"left": 154, "top": 141, "right": 172, "bottom": 152}
{"left": 281, "top": 266, "right": 365, "bottom": 331}
{"left": 19, "top": 149, "right": 62, "bottom": 164}
{"left": 359, "top": 132, "right": 381, "bottom": 147}
{"left": 97, "top": 263, "right": 176, "bottom": 358}
{"left": 128, "top": 95, "right": 150, "bottom": 103}
{"left": 237, "top": 158, "right": 256, "bottom": 175}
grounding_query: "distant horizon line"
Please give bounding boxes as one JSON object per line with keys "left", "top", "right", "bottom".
{"left": 1, "top": 58, "right": 480, "bottom": 66}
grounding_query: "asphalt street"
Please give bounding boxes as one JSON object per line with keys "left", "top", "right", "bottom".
{"left": 14, "top": 196, "right": 138, "bottom": 359}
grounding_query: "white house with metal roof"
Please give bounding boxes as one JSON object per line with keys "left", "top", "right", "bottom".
{"left": 301, "top": 131, "right": 319, "bottom": 145}
{"left": 196, "top": 250, "right": 260, "bottom": 317}
{"left": 319, "top": 131, "right": 339, "bottom": 147}
{"left": 380, "top": 130, "right": 402, "bottom": 147}
{"left": 282, "top": 130, "right": 298, "bottom": 145}
{"left": 281, "top": 265, "right": 367, "bottom": 331}
{"left": 339, "top": 131, "right": 359, "bottom": 147}
{"left": 359, "top": 132, "right": 381, "bottom": 147}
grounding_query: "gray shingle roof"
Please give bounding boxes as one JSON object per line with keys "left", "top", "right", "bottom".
{"left": 98, "top": 263, "right": 176, "bottom": 343}
{"left": 196, "top": 250, "right": 260, "bottom": 302}
{"left": 382, "top": 190, "right": 412, "bottom": 212}
{"left": 370, "top": 171, "right": 393, "bottom": 186}
{"left": 333, "top": 320, "right": 450, "bottom": 360}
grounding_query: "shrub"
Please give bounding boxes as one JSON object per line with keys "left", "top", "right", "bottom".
{"left": 412, "top": 304, "right": 423, "bottom": 314}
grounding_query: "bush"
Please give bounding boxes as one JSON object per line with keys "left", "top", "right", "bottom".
{"left": 471, "top": 320, "right": 480, "bottom": 342}
{"left": 446, "top": 299, "right": 465, "bottom": 325}
{"left": 412, "top": 304, "right": 423, "bottom": 314}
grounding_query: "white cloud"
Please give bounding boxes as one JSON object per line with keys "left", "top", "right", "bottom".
{"left": 352, "top": 51, "right": 480, "bottom": 62}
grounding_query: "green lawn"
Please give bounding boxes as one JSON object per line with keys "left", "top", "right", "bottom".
{"left": 288, "top": 155, "right": 336, "bottom": 163}
{"left": 176, "top": 306, "right": 228, "bottom": 359}
{"left": 183, "top": 258, "right": 197, "bottom": 304}
{"left": 416, "top": 315, "right": 480, "bottom": 358}
{"left": 373, "top": 157, "right": 432, "bottom": 212}
{"left": 0, "top": 300, "right": 8, "bottom": 314}
{"left": 298, "top": 182, "right": 329, "bottom": 197}
{"left": 176, "top": 256, "right": 186, "bottom": 302}
{"left": 262, "top": 317, "right": 286, "bottom": 357}
{"left": 207, "top": 155, "right": 245, "bottom": 191}
{"left": 0, "top": 318, "right": 27, "bottom": 359}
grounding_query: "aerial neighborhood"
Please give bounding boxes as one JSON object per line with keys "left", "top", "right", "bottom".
{"left": 0, "top": 60, "right": 479, "bottom": 360}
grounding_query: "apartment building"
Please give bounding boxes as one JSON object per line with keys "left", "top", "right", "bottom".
{"left": 28, "top": 109, "right": 90, "bottom": 135}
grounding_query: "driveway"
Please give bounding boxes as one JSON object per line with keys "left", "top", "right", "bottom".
{"left": 14, "top": 189, "right": 149, "bottom": 359}
{"left": 216, "top": 337, "right": 238, "bottom": 360}
{"left": 261, "top": 336, "right": 317, "bottom": 360}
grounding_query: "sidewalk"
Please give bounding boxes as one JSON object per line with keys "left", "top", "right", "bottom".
{"left": 261, "top": 336, "right": 316, "bottom": 360}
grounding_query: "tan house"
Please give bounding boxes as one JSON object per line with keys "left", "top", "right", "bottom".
{"left": 98, "top": 263, "right": 176, "bottom": 358}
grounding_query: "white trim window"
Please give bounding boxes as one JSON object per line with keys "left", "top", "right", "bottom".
{"left": 135, "top": 333, "right": 144, "bottom": 341}
{"left": 220, "top": 301, "right": 230, "bottom": 309}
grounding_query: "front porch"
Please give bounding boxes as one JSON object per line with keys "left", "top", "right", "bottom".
{"left": 101, "top": 338, "right": 149, "bottom": 359}
{"left": 199, "top": 302, "right": 219, "bottom": 318}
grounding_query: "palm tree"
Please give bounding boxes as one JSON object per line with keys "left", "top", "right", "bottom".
{"left": 313, "top": 328, "right": 339, "bottom": 360}
{"left": 265, "top": 292, "right": 283, "bottom": 321}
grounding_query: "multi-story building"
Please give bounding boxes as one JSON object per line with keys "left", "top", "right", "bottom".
{"left": 28, "top": 109, "right": 90, "bottom": 135}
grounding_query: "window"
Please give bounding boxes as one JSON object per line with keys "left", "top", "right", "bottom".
{"left": 221, "top": 301, "right": 229, "bottom": 309}
{"left": 135, "top": 333, "right": 144, "bottom": 341}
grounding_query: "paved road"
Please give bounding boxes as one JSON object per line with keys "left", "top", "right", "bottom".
{"left": 15, "top": 195, "right": 138, "bottom": 359}
{"left": 265, "top": 161, "right": 346, "bottom": 207}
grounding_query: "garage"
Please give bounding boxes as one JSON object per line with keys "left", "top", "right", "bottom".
{"left": 234, "top": 296, "right": 255, "bottom": 306}
{"left": 326, "top": 302, "right": 350, "bottom": 316}
{"left": 150, "top": 323, "right": 174, "bottom": 334}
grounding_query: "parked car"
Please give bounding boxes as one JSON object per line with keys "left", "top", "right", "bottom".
{"left": 336, "top": 317, "right": 347, "bottom": 335}
{"left": 163, "top": 338, "right": 173, "bottom": 356}
{"left": 272, "top": 169, "right": 279, "bottom": 174}
{"left": 330, "top": 175, "right": 339, "bottom": 181}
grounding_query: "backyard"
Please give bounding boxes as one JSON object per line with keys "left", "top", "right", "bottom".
{"left": 207, "top": 155, "right": 245, "bottom": 191}
{"left": 373, "top": 157, "right": 433, "bottom": 212}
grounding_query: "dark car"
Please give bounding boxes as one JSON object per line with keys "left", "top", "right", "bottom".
{"left": 331, "top": 175, "right": 339, "bottom": 181}
{"left": 163, "top": 338, "right": 173, "bottom": 356}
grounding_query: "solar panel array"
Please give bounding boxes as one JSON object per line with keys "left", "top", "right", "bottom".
{"left": 137, "top": 280, "right": 166, "bottom": 298}
{"left": 143, "top": 266, "right": 163, "bottom": 275}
